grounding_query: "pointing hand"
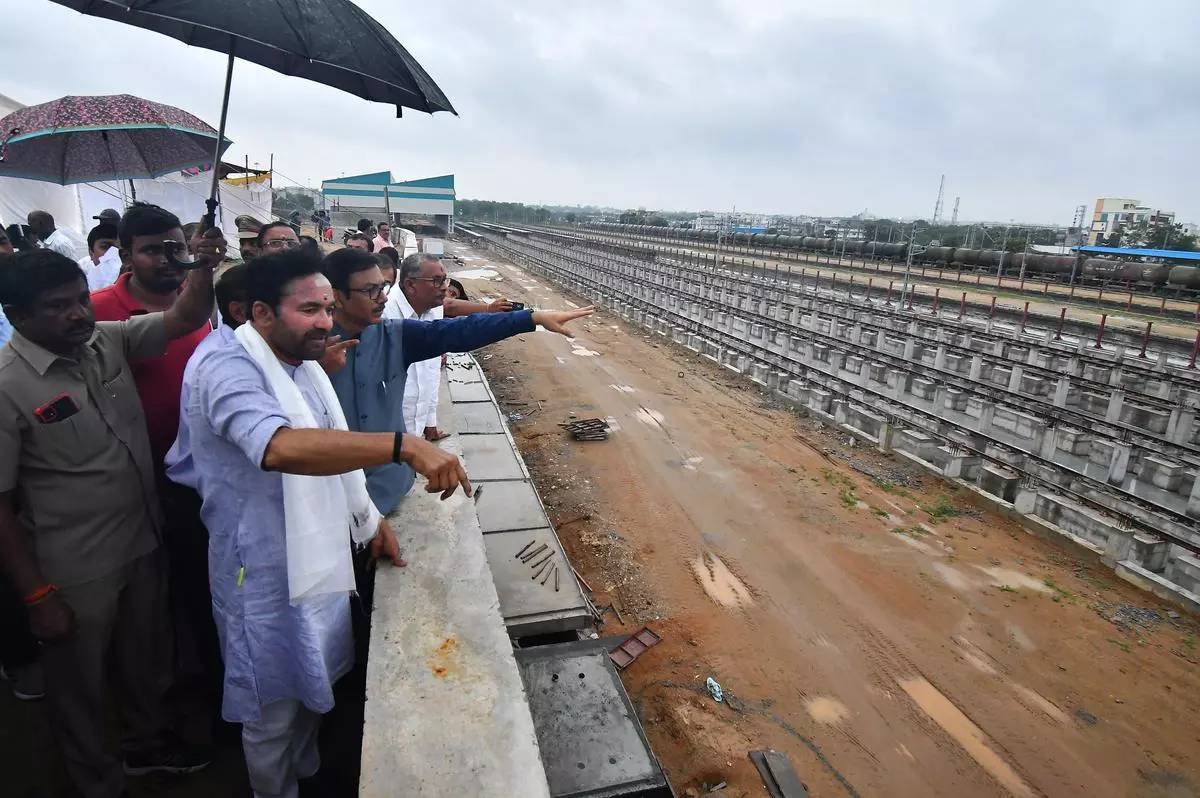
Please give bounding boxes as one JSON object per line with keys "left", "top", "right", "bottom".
{"left": 531, "top": 306, "right": 596, "bottom": 338}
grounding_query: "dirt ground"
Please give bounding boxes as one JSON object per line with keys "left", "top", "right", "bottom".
{"left": 452, "top": 239, "right": 1200, "bottom": 798}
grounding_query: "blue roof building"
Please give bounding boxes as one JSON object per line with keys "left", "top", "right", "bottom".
{"left": 321, "top": 171, "right": 455, "bottom": 229}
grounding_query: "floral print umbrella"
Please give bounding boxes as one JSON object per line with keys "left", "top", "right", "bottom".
{"left": 0, "top": 94, "right": 232, "bottom": 185}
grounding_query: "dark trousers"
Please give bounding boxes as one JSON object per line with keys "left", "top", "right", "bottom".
{"left": 44, "top": 551, "right": 172, "bottom": 798}
{"left": 160, "top": 481, "right": 225, "bottom": 729}
{"left": 0, "top": 575, "right": 37, "bottom": 671}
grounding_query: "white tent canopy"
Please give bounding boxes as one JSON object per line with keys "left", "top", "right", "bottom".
{"left": 0, "top": 91, "right": 271, "bottom": 245}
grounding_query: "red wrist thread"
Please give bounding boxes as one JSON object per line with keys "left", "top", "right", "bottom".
{"left": 22, "top": 584, "right": 57, "bottom": 605}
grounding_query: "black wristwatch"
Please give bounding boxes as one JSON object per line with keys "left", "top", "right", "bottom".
{"left": 392, "top": 431, "right": 404, "bottom": 463}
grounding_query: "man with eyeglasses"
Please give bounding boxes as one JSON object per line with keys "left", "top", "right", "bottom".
{"left": 257, "top": 221, "right": 302, "bottom": 254}
{"left": 321, "top": 247, "right": 593, "bottom": 557}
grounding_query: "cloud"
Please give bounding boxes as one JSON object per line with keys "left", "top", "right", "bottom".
{"left": 3, "top": 0, "right": 1198, "bottom": 223}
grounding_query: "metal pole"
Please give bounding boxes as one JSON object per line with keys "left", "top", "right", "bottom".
{"left": 204, "top": 51, "right": 236, "bottom": 228}
{"left": 1138, "top": 322, "right": 1152, "bottom": 358}
{"left": 1094, "top": 314, "right": 1107, "bottom": 348}
{"left": 900, "top": 223, "right": 915, "bottom": 308}
{"left": 1054, "top": 307, "right": 1066, "bottom": 340}
{"left": 996, "top": 224, "right": 1009, "bottom": 278}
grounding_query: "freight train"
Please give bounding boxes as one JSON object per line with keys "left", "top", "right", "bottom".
{"left": 582, "top": 222, "right": 1200, "bottom": 290}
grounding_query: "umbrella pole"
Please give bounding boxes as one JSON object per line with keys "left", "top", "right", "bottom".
{"left": 204, "top": 51, "right": 236, "bottom": 230}
{"left": 128, "top": 179, "right": 137, "bottom": 201}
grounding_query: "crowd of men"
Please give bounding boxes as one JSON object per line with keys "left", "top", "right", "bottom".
{"left": 0, "top": 203, "right": 592, "bottom": 798}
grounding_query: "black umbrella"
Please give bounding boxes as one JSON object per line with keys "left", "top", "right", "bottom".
{"left": 48, "top": 0, "right": 455, "bottom": 231}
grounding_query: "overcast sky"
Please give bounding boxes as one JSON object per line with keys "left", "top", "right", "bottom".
{"left": 4, "top": 0, "right": 1199, "bottom": 225}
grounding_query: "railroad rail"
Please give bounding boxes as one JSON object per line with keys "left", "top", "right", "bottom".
{"left": 460, "top": 223, "right": 1200, "bottom": 558}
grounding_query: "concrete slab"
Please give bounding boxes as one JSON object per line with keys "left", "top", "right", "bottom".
{"left": 452, "top": 401, "right": 506, "bottom": 434}
{"left": 361, "top": 479, "right": 549, "bottom": 798}
{"left": 460, "top": 433, "right": 528, "bottom": 481}
{"left": 475, "top": 479, "right": 548, "bottom": 534}
{"left": 482, "top": 529, "right": 591, "bottom": 636}
{"left": 447, "top": 380, "right": 493, "bottom": 403}
{"left": 515, "top": 639, "right": 672, "bottom": 798}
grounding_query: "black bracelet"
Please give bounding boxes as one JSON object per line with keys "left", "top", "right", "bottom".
{"left": 392, "top": 431, "right": 403, "bottom": 463}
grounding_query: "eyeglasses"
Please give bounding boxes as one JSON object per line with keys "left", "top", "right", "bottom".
{"left": 409, "top": 276, "right": 449, "bottom": 287}
{"left": 349, "top": 283, "right": 388, "bottom": 300}
{"left": 262, "top": 239, "right": 300, "bottom": 250}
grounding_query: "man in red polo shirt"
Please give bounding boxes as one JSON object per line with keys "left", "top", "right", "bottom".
{"left": 91, "top": 203, "right": 211, "bottom": 465}
{"left": 90, "top": 202, "right": 217, "bottom": 731}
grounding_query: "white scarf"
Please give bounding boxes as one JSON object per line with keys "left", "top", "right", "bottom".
{"left": 235, "top": 324, "right": 381, "bottom": 604}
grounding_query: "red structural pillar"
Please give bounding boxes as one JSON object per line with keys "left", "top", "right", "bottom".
{"left": 1020, "top": 301, "right": 1029, "bottom": 332}
{"left": 1160, "top": 296, "right": 1167, "bottom": 313}
{"left": 1094, "top": 314, "right": 1107, "bottom": 348}
{"left": 931, "top": 288, "right": 940, "bottom": 314}
{"left": 988, "top": 295, "right": 997, "bottom": 320}
{"left": 1138, "top": 322, "right": 1152, "bottom": 358}
{"left": 958, "top": 292, "right": 966, "bottom": 319}
{"left": 1054, "top": 307, "right": 1066, "bottom": 340}
{"left": 1127, "top": 291, "right": 1134, "bottom": 310}
{"left": 1043, "top": 280, "right": 1049, "bottom": 295}
{"left": 1190, "top": 330, "right": 1200, "bottom": 369}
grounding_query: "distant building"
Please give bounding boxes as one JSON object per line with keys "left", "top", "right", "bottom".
{"left": 1088, "top": 197, "right": 1174, "bottom": 245}
{"left": 321, "top": 171, "right": 455, "bottom": 232}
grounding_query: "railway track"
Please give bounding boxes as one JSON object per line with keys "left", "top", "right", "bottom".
{"left": 461, "top": 222, "right": 1200, "bottom": 561}
{"left": 550, "top": 224, "right": 1200, "bottom": 325}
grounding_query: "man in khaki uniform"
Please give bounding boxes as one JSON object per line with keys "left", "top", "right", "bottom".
{"left": 0, "top": 235, "right": 225, "bottom": 798}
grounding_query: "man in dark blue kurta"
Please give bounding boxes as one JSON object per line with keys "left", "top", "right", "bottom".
{"left": 322, "top": 246, "right": 592, "bottom": 514}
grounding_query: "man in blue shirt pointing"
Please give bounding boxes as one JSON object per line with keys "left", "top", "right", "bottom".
{"left": 322, "top": 246, "right": 592, "bottom": 516}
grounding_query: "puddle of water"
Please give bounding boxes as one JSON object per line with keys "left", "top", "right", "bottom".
{"left": 570, "top": 345, "right": 600, "bottom": 357}
{"left": 805, "top": 696, "right": 849, "bottom": 725}
{"left": 855, "top": 500, "right": 871, "bottom": 511}
{"left": 634, "top": 407, "right": 666, "bottom": 430}
{"left": 954, "top": 637, "right": 998, "bottom": 676}
{"left": 975, "top": 567, "right": 1051, "bottom": 594}
{"left": 609, "top": 384, "right": 635, "bottom": 393}
{"left": 603, "top": 415, "right": 622, "bottom": 432}
{"left": 885, "top": 513, "right": 905, "bottom": 525}
{"left": 691, "top": 551, "right": 753, "bottom": 608}
{"left": 900, "top": 677, "right": 1034, "bottom": 797}
{"left": 555, "top": 356, "right": 567, "bottom": 364}
{"left": 895, "top": 533, "right": 937, "bottom": 555}
{"left": 932, "top": 562, "right": 973, "bottom": 591}
{"left": 1007, "top": 624, "right": 1036, "bottom": 652}
{"left": 1011, "top": 684, "right": 1069, "bottom": 725}
{"left": 452, "top": 268, "right": 499, "bottom": 280}
{"left": 681, "top": 456, "right": 703, "bottom": 471}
